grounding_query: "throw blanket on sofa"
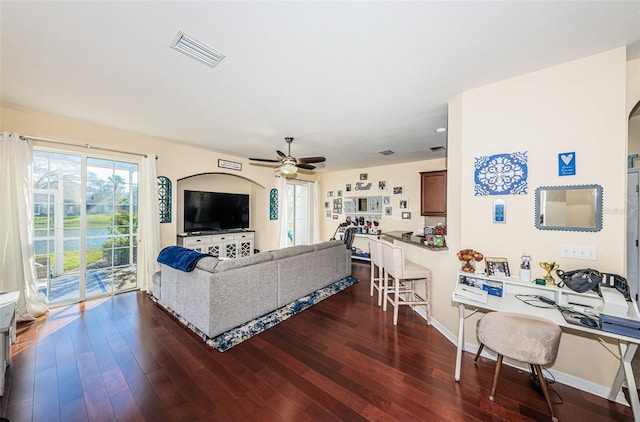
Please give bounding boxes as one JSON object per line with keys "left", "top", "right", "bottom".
{"left": 157, "top": 246, "right": 208, "bottom": 272}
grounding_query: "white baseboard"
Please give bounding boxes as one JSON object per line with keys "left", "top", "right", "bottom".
{"left": 411, "top": 306, "right": 628, "bottom": 406}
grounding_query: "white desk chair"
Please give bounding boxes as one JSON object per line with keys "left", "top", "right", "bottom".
{"left": 381, "top": 242, "right": 432, "bottom": 325}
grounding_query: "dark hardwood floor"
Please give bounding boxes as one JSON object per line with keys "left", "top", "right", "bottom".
{"left": 2, "top": 262, "right": 634, "bottom": 421}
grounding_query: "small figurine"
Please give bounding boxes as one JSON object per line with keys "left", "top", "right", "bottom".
{"left": 520, "top": 253, "right": 532, "bottom": 282}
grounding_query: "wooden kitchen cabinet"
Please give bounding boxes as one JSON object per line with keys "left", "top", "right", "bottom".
{"left": 420, "top": 170, "right": 447, "bottom": 216}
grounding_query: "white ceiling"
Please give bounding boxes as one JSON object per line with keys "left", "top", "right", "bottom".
{"left": 2, "top": 1, "right": 639, "bottom": 172}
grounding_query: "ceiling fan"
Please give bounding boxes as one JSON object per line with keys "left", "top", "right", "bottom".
{"left": 249, "top": 137, "right": 326, "bottom": 175}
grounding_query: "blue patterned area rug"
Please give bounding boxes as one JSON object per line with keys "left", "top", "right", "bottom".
{"left": 155, "top": 276, "right": 358, "bottom": 352}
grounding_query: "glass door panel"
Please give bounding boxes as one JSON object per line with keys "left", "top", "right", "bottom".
{"left": 33, "top": 151, "right": 138, "bottom": 306}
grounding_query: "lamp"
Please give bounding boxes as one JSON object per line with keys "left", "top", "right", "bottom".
{"left": 279, "top": 160, "right": 298, "bottom": 175}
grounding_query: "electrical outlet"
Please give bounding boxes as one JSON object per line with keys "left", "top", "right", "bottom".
{"left": 560, "top": 244, "right": 597, "bottom": 260}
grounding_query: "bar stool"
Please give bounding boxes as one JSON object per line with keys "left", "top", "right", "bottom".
{"left": 368, "top": 237, "right": 384, "bottom": 306}
{"left": 368, "top": 238, "right": 393, "bottom": 306}
{"left": 381, "top": 242, "right": 432, "bottom": 325}
{"left": 474, "top": 312, "right": 562, "bottom": 422}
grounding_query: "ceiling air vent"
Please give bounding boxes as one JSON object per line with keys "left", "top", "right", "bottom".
{"left": 430, "top": 146, "right": 446, "bottom": 152}
{"left": 170, "top": 31, "right": 225, "bottom": 68}
{"left": 379, "top": 150, "right": 395, "bottom": 156}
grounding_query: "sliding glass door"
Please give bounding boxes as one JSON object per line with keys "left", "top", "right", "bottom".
{"left": 33, "top": 151, "right": 138, "bottom": 306}
{"left": 285, "top": 182, "right": 310, "bottom": 246}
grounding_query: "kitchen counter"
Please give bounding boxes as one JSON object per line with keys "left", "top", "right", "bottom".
{"left": 381, "top": 231, "right": 448, "bottom": 251}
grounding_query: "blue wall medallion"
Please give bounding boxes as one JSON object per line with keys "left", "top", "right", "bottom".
{"left": 474, "top": 151, "right": 528, "bottom": 196}
{"left": 270, "top": 188, "right": 278, "bottom": 220}
{"left": 158, "top": 176, "right": 172, "bottom": 223}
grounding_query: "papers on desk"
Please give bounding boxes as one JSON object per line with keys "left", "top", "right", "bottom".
{"left": 454, "top": 284, "right": 488, "bottom": 304}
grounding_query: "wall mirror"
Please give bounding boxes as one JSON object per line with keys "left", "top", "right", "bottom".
{"left": 535, "top": 184, "right": 603, "bottom": 232}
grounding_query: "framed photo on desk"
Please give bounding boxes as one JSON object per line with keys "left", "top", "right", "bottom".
{"left": 485, "top": 257, "right": 510, "bottom": 277}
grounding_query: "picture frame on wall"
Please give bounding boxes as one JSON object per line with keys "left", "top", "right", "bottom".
{"left": 333, "top": 214, "right": 339, "bottom": 219}
{"left": 399, "top": 200, "right": 408, "bottom": 209}
{"left": 326, "top": 210, "right": 331, "bottom": 218}
{"left": 327, "top": 191, "right": 334, "bottom": 197}
{"left": 385, "top": 207, "right": 392, "bottom": 216}
{"left": 383, "top": 196, "right": 390, "bottom": 205}
{"left": 360, "top": 173, "right": 368, "bottom": 181}
{"left": 378, "top": 181, "right": 386, "bottom": 190}
{"left": 324, "top": 201, "right": 330, "bottom": 208}
{"left": 346, "top": 183, "right": 352, "bottom": 192}
{"left": 485, "top": 257, "right": 511, "bottom": 277}
{"left": 393, "top": 186, "right": 403, "bottom": 194}
{"left": 401, "top": 212, "right": 411, "bottom": 219}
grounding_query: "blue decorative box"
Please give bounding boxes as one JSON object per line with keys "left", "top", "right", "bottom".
{"left": 600, "top": 314, "right": 640, "bottom": 339}
{"left": 482, "top": 282, "right": 503, "bottom": 297}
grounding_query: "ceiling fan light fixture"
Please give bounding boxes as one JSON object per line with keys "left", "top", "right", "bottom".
{"left": 280, "top": 161, "right": 298, "bottom": 175}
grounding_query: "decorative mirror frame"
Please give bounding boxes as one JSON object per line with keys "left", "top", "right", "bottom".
{"left": 535, "top": 184, "right": 603, "bottom": 232}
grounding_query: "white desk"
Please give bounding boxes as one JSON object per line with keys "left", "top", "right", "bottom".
{"left": 0, "top": 292, "right": 19, "bottom": 396}
{"left": 452, "top": 272, "right": 640, "bottom": 422}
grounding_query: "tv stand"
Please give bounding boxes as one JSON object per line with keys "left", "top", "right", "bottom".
{"left": 177, "top": 231, "right": 254, "bottom": 258}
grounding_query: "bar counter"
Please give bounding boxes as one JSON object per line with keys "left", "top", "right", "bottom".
{"left": 381, "top": 231, "right": 448, "bottom": 251}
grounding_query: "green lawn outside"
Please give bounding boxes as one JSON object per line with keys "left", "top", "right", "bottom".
{"left": 35, "top": 214, "right": 113, "bottom": 229}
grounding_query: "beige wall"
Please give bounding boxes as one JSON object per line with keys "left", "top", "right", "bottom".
{"left": 0, "top": 105, "right": 305, "bottom": 252}
{"left": 627, "top": 59, "right": 640, "bottom": 165}
{"left": 318, "top": 159, "right": 447, "bottom": 240}
{"left": 446, "top": 47, "right": 628, "bottom": 389}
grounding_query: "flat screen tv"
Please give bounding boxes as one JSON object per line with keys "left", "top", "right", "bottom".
{"left": 184, "top": 190, "right": 250, "bottom": 232}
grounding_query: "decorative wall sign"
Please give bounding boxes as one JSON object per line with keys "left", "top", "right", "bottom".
{"left": 474, "top": 151, "right": 528, "bottom": 195}
{"left": 157, "top": 176, "right": 172, "bottom": 223}
{"left": 558, "top": 152, "right": 576, "bottom": 176}
{"left": 218, "top": 159, "right": 242, "bottom": 171}
{"left": 269, "top": 188, "right": 278, "bottom": 220}
{"left": 355, "top": 182, "right": 372, "bottom": 191}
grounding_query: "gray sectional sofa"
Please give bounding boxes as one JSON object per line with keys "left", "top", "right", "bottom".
{"left": 154, "top": 240, "right": 351, "bottom": 338}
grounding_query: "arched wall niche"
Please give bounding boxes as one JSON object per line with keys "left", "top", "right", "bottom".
{"left": 176, "top": 172, "right": 269, "bottom": 250}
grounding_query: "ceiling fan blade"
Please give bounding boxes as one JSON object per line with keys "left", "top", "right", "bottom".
{"left": 276, "top": 150, "right": 288, "bottom": 159}
{"left": 296, "top": 163, "right": 316, "bottom": 170}
{"left": 297, "top": 156, "right": 326, "bottom": 164}
{"left": 249, "top": 158, "right": 281, "bottom": 163}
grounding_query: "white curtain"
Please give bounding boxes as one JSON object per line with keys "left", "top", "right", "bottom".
{"left": 138, "top": 155, "right": 161, "bottom": 292}
{"left": 0, "top": 132, "right": 48, "bottom": 321}
{"left": 277, "top": 176, "right": 289, "bottom": 248}
{"left": 308, "top": 181, "right": 320, "bottom": 244}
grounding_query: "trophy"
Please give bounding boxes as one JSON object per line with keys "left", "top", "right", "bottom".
{"left": 539, "top": 262, "right": 559, "bottom": 285}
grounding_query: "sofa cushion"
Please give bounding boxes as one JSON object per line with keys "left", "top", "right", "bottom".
{"left": 314, "top": 240, "right": 344, "bottom": 251}
{"left": 196, "top": 256, "right": 219, "bottom": 272}
{"left": 270, "top": 244, "right": 315, "bottom": 260}
{"left": 215, "top": 251, "right": 273, "bottom": 272}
